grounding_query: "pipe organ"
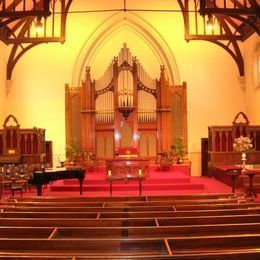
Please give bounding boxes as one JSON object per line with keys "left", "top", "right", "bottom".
{"left": 65, "top": 44, "right": 187, "bottom": 162}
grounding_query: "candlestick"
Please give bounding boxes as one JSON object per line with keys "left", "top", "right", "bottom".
{"left": 108, "top": 170, "right": 112, "bottom": 177}
{"left": 138, "top": 169, "right": 142, "bottom": 177}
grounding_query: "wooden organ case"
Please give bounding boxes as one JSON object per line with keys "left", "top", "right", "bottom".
{"left": 65, "top": 44, "right": 187, "bottom": 162}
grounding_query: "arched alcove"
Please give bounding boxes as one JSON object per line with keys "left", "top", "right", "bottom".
{"left": 71, "top": 12, "right": 180, "bottom": 87}
{"left": 66, "top": 11, "right": 187, "bottom": 162}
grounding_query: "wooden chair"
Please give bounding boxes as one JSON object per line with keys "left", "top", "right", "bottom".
{"left": 10, "top": 184, "right": 23, "bottom": 197}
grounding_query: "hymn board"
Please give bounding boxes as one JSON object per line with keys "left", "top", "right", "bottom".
{"left": 65, "top": 44, "right": 187, "bottom": 161}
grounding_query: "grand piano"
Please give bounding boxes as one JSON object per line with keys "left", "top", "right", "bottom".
{"left": 28, "top": 167, "right": 85, "bottom": 196}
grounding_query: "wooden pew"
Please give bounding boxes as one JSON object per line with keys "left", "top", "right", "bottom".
{"left": 2, "top": 223, "right": 260, "bottom": 239}
{"left": 0, "top": 218, "right": 158, "bottom": 227}
{"left": 0, "top": 235, "right": 260, "bottom": 257}
{"left": 0, "top": 239, "right": 169, "bottom": 256}
{"left": 0, "top": 227, "right": 54, "bottom": 238}
{"left": 1, "top": 193, "right": 260, "bottom": 259}
{"left": 3, "top": 195, "right": 255, "bottom": 209}
{"left": 11, "top": 193, "right": 244, "bottom": 202}
{"left": 0, "top": 257, "right": 73, "bottom": 260}
{"left": 0, "top": 212, "right": 260, "bottom": 227}
{"left": 0, "top": 251, "right": 260, "bottom": 259}
{"left": 10, "top": 195, "right": 148, "bottom": 202}
{"left": 1, "top": 207, "right": 260, "bottom": 219}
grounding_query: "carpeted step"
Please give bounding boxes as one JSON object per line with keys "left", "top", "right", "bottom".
{"left": 63, "top": 177, "right": 191, "bottom": 185}
{"left": 50, "top": 182, "right": 204, "bottom": 192}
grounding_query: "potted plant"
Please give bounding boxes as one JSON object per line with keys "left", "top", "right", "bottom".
{"left": 66, "top": 137, "right": 82, "bottom": 165}
{"left": 171, "top": 137, "right": 186, "bottom": 164}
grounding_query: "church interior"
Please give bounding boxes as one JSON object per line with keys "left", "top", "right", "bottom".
{"left": 0, "top": 0, "right": 260, "bottom": 258}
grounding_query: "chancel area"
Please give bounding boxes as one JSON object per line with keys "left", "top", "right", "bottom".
{"left": 0, "top": 0, "right": 260, "bottom": 258}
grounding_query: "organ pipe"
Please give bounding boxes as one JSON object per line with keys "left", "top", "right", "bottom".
{"left": 94, "top": 43, "right": 157, "bottom": 124}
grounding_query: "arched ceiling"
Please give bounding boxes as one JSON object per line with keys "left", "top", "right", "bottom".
{"left": 0, "top": 0, "right": 259, "bottom": 79}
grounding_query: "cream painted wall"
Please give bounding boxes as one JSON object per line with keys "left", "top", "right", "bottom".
{"left": 0, "top": 42, "right": 7, "bottom": 123}
{"left": 3, "top": 1, "right": 249, "bottom": 173}
{"left": 243, "top": 34, "right": 260, "bottom": 125}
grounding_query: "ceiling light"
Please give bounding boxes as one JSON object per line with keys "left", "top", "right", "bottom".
{"left": 206, "top": 14, "right": 214, "bottom": 31}
{"left": 35, "top": 16, "right": 43, "bottom": 33}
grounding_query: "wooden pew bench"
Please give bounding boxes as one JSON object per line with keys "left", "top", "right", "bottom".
{"left": 0, "top": 235, "right": 260, "bottom": 257}
{"left": 0, "top": 227, "right": 54, "bottom": 238}
{"left": 0, "top": 239, "right": 169, "bottom": 256}
{"left": 157, "top": 214, "right": 260, "bottom": 225}
{"left": 146, "top": 193, "right": 245, "bottom": 201}
{"left": 3, "top": 195, "right": 256, "bottom": 209}
{"left": 0, "top": 251, "right": 260, "bottom": 259}
{"left": 0, "top": 257, "right": 73, "bottom": 260}
{"left": 57, "top": 223, "right": 260, "bottom": 238}
{"left": 0, "top": 193, "right": 260, "bottom": 258}
{"left": 11, "top": 195, "right": 148, "bottom": 202}
{"left": 1, "top": 203, "right": 260, "bottom": 219}
{"left": 2, "top": 223, "right": 260, "bottom": 239}
{"left": 11, "top": 193, "right": 245, "bottom": 202}
{"left": 0, "top": 217, "right": 158, "bottom": 227}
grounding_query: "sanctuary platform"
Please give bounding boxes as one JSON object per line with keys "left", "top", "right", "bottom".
{"left": 40, "top": 165, "right": 235, "bottom": 197}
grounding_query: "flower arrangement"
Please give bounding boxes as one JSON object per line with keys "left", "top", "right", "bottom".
{"left": 233, "top": 135, "right": 253, "bottom": 153}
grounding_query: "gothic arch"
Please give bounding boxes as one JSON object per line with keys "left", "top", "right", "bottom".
{"left": 4, "top": 114, "right": 20, "bottom": 127}
{"left": 71, "top": 12, "right": 180, "bottom": 87}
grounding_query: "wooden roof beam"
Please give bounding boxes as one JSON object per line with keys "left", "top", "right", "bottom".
{"left": 199, "top": 0, "right": 260, "bottom": 16}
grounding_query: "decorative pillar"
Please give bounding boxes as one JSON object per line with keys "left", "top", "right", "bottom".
{"left": 81, "top": 67, "right": 96, "bottom": 153}
{"left": 113, "top": 57, "right": 121, "bottom": 153}
{"left": 157, "top": 65, "right": 172, "bottom": 153}
{"left": 65, "top": 83, "right": 71, "bottom": 147}
{"left": 132, "top": 57, "right": 139, "bottom": 149}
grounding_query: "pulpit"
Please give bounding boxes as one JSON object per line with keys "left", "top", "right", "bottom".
{"left": 106, "top": 157, "right": 149, "bottom": 195}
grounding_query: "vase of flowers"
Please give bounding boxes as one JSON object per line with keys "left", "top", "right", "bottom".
{"left": 233, "top": 135, "right": 253, "bottom": 169}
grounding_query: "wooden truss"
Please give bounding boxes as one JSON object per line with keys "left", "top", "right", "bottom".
{"left": 0, "top": 0, "right": 259, "bottom": 79}
{"left": 0, "top": 0, "right": 72, "bottom": 79}
{"left": 178, "top": 0, "right": 259, "bottom": 76}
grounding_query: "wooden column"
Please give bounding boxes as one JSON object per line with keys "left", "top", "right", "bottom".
{"left": 81, "top": 67, "right": 96, "bottom": 153}
{"left": 157, "top": 66, "right": 172, "bottom": 153}
{"left": 113, "top": 58, "right": 120, "bottom": 153}
{"left": 65, "top": 83, "right": 71, "bottom": 147}
{"left": 132, "top": 58, "right": 138, "bottom": 149}
{"left": 172, "top": 82, "right": 188, "bottom": 146}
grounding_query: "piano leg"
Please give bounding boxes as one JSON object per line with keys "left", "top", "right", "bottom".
{"left": 37, "top": 184, "right": 42, "bottom": 196}
{"left": 139, "top": 179, "right": 142, "bottom": 196}
{"left": 79, "top": 178, "right": 83, "bottom": 195}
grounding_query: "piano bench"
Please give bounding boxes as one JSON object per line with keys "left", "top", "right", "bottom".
{"left": 11, "top": 184, "right": 23, "bottom": 197}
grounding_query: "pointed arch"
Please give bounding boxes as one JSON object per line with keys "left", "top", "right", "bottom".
{"left": 71, "top": 12, "right": 180, "bottom": 87}
{"left": 3, "top": 114, "right": 20, "bottom": 127}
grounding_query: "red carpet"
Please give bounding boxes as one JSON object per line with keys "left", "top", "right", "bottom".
{"left": 48, "top": 166, "right": 236, "bottom": 197}
{"left": 1, "top": 166, "right": 250, "bottom": 198}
